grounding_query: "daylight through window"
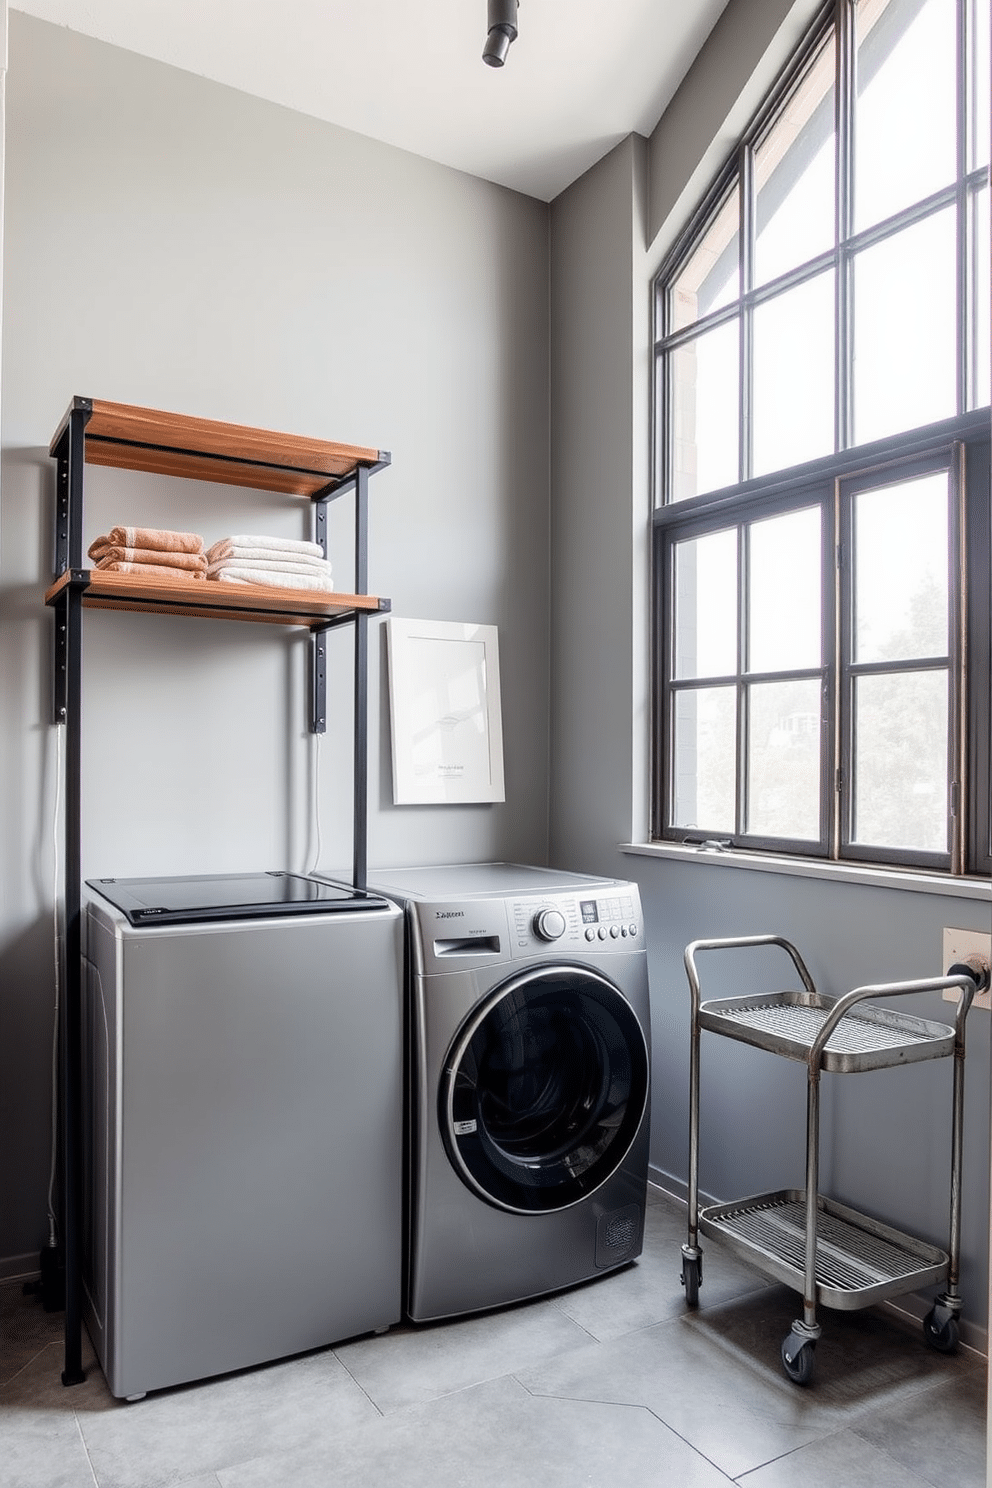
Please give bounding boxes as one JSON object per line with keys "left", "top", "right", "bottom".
{"left": 652, "top": 0, "right": 991, "bottom": 876}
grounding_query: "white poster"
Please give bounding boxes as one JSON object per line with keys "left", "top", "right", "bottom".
{"left": 386, "top": 618, "right": 505, "bottom": 804}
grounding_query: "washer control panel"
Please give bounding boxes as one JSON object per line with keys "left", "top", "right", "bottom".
{"left": 510, "top": 890, "right": 640, "bottom": 956}
{"left": 412, "top": 882, "right": 643, "bottom": 974}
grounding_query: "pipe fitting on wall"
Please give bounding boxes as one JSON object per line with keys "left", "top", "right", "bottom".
{"left": 947, "top": 954, "right": 992, "bottom": 993}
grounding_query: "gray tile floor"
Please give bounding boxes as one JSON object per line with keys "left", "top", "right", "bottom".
{"left": 2, "top": 1187, "right": 986, "bottom": 1488}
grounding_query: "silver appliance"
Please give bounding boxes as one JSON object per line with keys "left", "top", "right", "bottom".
{"left": 81, "top": 872, "right": 404, "bottom": 1399}
{"left": 369, "top": 863, "right": 651, "bottom": 1322}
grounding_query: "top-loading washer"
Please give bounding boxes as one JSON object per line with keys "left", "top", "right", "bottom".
{"left": 81, "top": 871, "right": 404, "bottom": 1398}
{"left": 369, "top": 863, "right": 651, "bottom": 1322}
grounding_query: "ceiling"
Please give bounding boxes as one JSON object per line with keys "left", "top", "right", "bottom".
{"left": 11, "top": 0, "right": 730, "bottom": 200}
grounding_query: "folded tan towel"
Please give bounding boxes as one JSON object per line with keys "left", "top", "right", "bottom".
{"left": 210, "top": 565, "right": 335, "bottom": 592}
{"left": 89, "top": 526, "right": 204, "bottom": 558}
{"left": 93, "top": 546, "right": 208, "bottom": 574}
{"left": 97, "top": 561, "right": 206, "bottom": 581}
{"left": 207, "top": 535, "right": 324, "bottom": 563}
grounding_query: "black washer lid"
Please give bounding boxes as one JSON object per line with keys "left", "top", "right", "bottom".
{"left": 86, "top": 871, "right": 389, "bottom": 926}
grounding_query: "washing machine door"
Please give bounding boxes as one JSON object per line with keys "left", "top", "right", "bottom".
{"left": 439, "top": 965, "right": 649, "bottom": 1214}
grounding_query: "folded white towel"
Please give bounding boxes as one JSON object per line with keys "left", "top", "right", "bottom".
{"left": 210, "top": 565, "right": 335, "bottom": 592}
{"left": 206, "top": 551, "right": 332, "bottom": 575}
{"left": 207, "top": 556, "right": 332, "bottom": 580}
{"left": 207, "top": 535, "right": 325, "bottom": 563}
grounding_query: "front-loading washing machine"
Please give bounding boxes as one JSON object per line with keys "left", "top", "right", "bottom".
{"left": 369, "top": 863, "right": 651, "bottom": 1322}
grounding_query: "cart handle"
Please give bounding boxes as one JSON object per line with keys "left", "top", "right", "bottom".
{"left": 807, "top": 972, "right": 975, "bottom": 1073}
{"left": 684, "top": 935, "right": 977, "bottom": 1069}
{"left": 684, "top": 934, "right": 817, "bottom": 1018}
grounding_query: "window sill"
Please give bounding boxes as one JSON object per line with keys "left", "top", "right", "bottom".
{"left": 620, "top": 841, "right": 992, "bottom": 901}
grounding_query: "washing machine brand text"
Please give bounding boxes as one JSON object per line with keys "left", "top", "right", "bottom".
{"left": 436, "top": 911, "right": 466, "bottom": 919}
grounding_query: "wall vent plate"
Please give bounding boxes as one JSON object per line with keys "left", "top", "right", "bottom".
{"left": 941, "top": 928, "right": 992, "bottom": 1011}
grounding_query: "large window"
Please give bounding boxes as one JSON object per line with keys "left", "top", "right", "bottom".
{"left": 653, "top": 0, "right": 990, "bottom": 876}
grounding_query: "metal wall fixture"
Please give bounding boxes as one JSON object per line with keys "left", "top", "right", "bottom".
{"left": 483, "top": 0, "right": 519, "bottom": 66}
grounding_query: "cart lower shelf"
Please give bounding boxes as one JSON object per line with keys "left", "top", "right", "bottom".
{"left": 700, "top": 1189, "right": 949, "bottom": 1308}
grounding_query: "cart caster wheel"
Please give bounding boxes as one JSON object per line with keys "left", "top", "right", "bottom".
{"left": 923, "top": 1307, "right": 959, "bottom": 1354}
{"left": 681, "top": 1255, "right": 701, "bottom": 1308}
{"left": 781, "top": 1337, "right": 816, "bottom": 1385}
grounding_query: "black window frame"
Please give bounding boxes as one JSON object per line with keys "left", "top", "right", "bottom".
{"left": 651, "top": 0, "right": 991, "bottom": 879}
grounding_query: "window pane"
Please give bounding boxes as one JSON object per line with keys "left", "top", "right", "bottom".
{"left": 854, "top": 473, "right": 949, "bottom": 663}
{"left": 672, "top": 687, "right": 737, "bottom": 832}
{"left": 753, "top": 272, "right": 835, "bottom": 476}
{"left": 747, "top": 679, "right": 822, "bottom": 839}
{"left": 755, "top": 39, "right": 835, "bottom": 285}
{"left": 973, "top": 186, "right": 990, "bottom": 409}
{"left": 749, "top": 507, "right": 822, "bottom": 671}
{"left": 669, "top": 184, "right": 740, "bottom": 332}
{"left": 673, "top": 529, "right": 738, "bottom": 679}
{"left": 855, "top": 0, "right": 957, "bottom": 232}
{"left": 670, "top": 319, "right": 740, "bottom": 500}
{"left": 853, "top": 209, "right": 957, "bottom": 445}
{"left": 853, "top": 670, "right": 948, "bottom": 851}
{"left": 972, "top": 0, "right": 990, "bottom": 170}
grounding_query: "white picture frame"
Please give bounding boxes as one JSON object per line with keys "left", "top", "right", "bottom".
{"left": 386, "top": 618, "right": 505, "bottom": 805}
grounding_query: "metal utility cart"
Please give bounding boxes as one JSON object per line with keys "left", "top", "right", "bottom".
{"left": 680, "top": 934, "right": 986, "bottom": 1385}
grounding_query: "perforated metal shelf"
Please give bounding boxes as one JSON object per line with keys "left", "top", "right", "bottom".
{"left": 700, "top": 1190, "right": 949, "bottom": 1308}
{"left": 697, "top": 990, "right": 955, "bottom": 1071}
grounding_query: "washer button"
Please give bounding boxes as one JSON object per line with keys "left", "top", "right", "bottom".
{"left": 597, "top": 927, "right": 607, "bottom": 940}
{"left": 585, "top": 927, "right": 596, "bottom": 941}
{"left": 628, "top": 923, "right": 638, "bottom": 936}
{"left": 610, "top": 925, "right": 620, "bottom": 939}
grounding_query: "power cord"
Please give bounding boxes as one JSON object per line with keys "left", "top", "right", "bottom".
{"left": 25, "top": 723, "right": 65, "bottom": 1309}
{"left": 308, "top": 729, "right": 323, "bottom": 874}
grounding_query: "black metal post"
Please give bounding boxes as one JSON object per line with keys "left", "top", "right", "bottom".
{"left": 60, "top": 584, "right": 85, "bottom": 1387}
{"left": 352, "top": 466, "right": 369, "bottom": 893}
{"left": 61, "top": 402, "right": 88, "bottom": 1385}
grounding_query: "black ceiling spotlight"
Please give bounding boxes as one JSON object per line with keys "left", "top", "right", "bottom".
{"left": 483, "top": 0, "right": 519, "bottom": 67}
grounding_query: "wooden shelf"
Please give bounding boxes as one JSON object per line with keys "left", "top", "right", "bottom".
{"left": 45, "top": 568, "right": 389, "bottom": 628}
{"left": 48, "top": 394, "right": 390, "bottom": 1391}
{"left": 50, "top": 397, "right": 390, "bottom": 497}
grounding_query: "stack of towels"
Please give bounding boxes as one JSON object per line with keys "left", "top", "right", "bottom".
{"left": 206, "top": 535, "right": 334, "bottom": 592}
{"left": 87, "top": 526, "right": 207, "bottom": 579}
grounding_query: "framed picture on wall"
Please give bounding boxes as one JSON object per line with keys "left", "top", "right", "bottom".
{"left": 386, "top": 618, "right": 505, "bottom": 805}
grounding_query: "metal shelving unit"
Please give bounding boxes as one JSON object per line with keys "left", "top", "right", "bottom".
{"left": 44, "top": 396, "right": 391, "bottom": 1386}
{"left": 680, "top": 933, "right": 984, "bottom": 1385}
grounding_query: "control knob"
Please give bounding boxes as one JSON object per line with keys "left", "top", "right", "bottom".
{"left": 533, "top": 907, "right": 567, "bottom": 942}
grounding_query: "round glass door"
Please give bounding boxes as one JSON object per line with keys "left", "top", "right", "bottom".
{"left": 439, "top": 966, "right": 649, "bottom": 1214}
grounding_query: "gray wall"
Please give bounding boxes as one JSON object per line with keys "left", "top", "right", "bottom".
{"left": 549, "top": 0, "right": 992, "bottom": 1334}
{"left": 0, "top": 13, "right": 551, "bottom": 1272}
{"left": 549, "top": 133, "right": 650, "bottom": 874}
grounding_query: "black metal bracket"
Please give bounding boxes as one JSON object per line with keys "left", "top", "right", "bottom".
{"left": 310, "top": 489, "right": 332, "bottom": 735}
{"left": 53, "top": 401, "right": 91, "bottom": 579}
{"left": 53, "top": 573, "right": 91, "bottom": 725}
{"left": 309, "top": 614, "right": 354, "bottom": 734}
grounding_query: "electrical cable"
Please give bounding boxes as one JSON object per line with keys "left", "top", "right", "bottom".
{"left": 308, "top": 728, "right": 323, "bottom": 874}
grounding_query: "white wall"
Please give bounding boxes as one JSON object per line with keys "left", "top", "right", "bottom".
{"left": 0, "top": 13, "right": 551, "bottom": 1271}
{"left": 549, "top": 0, "right": 992, "bottom": 1335}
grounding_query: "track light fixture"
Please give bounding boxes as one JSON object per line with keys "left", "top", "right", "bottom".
{"left": 483, "top": 0, "right": 519, "bottom": 67}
